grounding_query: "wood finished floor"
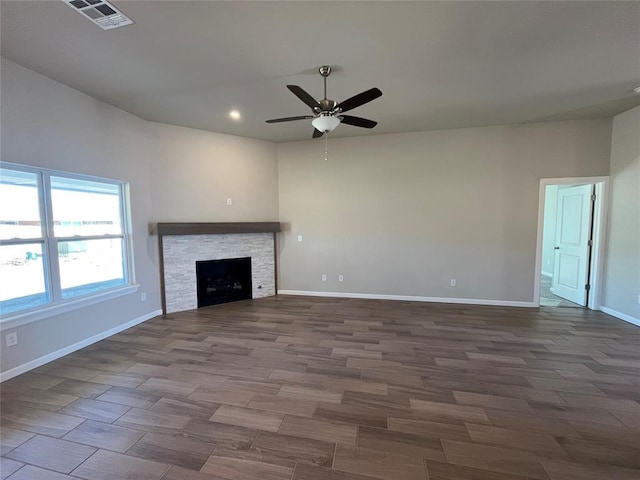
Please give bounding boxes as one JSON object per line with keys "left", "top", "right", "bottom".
{"left": 1, "top": 295, "right": 640, "bottom": 480}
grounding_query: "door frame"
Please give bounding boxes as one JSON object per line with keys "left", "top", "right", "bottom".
{"left": 533, "top": 176, "right": 609, "bottom": 309}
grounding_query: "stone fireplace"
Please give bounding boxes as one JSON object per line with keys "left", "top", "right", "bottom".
{"left": 156, "top": 223, "right": 280, "bottom": 314}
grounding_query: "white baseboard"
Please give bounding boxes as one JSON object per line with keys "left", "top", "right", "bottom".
{"left": 0, "top": 309, "right": 162, "bottom": 382}
{"left": 600, "top": 306, "right": 640, "bottom": 327}
{"left": 277, "top": 290, "right": 536, "bottom": 308}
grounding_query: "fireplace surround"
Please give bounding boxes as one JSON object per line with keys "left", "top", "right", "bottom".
{"left": 156, "top": 223, "right": 280, "bottom": 314}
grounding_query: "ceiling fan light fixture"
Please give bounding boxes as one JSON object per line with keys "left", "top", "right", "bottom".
{"left": 312, "top": 115, "right": 341, "bottom": 133}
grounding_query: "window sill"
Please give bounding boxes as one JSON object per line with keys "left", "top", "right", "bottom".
{"left": 0, "top": 285, "right": 140, "bottom": 331}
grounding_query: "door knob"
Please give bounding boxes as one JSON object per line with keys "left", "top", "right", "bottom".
{"left": 554, "top": 247, "right": 560, "bottom": 250}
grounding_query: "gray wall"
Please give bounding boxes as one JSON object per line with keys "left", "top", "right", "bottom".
{"left": 0, "top": 58, "right": 279, "bottom": 375}
{"left": 277, "top": 121, "right": 612, "bottom": 303}
{"left": 150, "top": 123, "right": 277, "bottom": 222}
{"left": 603, "top": 106, "right": 640, "bottom": 321}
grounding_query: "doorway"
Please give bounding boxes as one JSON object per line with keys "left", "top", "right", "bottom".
{"left": 534, "top": 177, "right": 609, "bottom": 310}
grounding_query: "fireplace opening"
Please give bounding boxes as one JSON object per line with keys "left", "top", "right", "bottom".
{"left": 196, "top": 257, "right": 252, "bottom": 307}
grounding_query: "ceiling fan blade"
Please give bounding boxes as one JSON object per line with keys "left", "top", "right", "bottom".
{"left": 339, "top": 115, "right": 377, "bottom": 129}
{"left": 337, "top": 88, "right": 382, "bottom": 113}
{"left": 266, "top": 115, "right": 314, "bottom": 123}
{"left": 287, "top": 85, "right": 319, "bottom": 109}
{"left": 312, "top": 128, "right": 324, "bottom": 138}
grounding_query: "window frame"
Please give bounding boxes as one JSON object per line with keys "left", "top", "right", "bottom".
{"left": 0, "top": 162, "right": 137, "bottom": 326}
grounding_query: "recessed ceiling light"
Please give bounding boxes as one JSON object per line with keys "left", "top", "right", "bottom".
{"left": 634, "top": 86, "right": 640, "bottom": 94}
{"left": 229, "top": 110, "right": 241, "bottom": 120}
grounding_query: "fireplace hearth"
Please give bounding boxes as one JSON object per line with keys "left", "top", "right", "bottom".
{"left": 196, "top": 257, "right": 252, "bottom": 307}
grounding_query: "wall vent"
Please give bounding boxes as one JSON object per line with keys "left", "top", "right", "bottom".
{"left": 63, "top": 0, "right": 134, "bottom": 30}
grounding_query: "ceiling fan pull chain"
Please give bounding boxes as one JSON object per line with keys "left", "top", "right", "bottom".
{"left": 324, "top": 133, "right": 329, "bottom": 161}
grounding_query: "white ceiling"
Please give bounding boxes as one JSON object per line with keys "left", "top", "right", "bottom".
{"left": 2, "top": 1, "right": 639, "bottom": 143}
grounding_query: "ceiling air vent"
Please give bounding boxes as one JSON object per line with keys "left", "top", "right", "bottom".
{"left": 63, "top": 0, "right": 134, "bottom": 30}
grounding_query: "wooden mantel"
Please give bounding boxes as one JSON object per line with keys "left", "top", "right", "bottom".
{"left": 156, "top": 222, "right": 281, "bottom": 237}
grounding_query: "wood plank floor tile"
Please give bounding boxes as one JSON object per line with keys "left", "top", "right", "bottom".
{"left": 59, "top": 398, "right": 131, "bottom": 423}
{"left": 3, "top": 373, "right": 65, "bottom": 391}
{"left": 200, "top": 453, "right": 293, "bottom": 480}
{"left": 48, "top": 366, "right": 101, "bottom": 382}
{"left": 249, "top": 431, "right": 335, "bottom": 467}
{"left": 160, "top": 465, "right": 228, "bottom": 480}
{"left": 49, "top": 379, "right": 112, "bottom": 399}
{"left": 247, "top": 394, "right": 317, "bottom": 417}
{"left": 1, "top": 406, "right": 85, "bottom": 438}
{"left": 387, "top": 416, "right": 471, "bottom": 441}
{"left": 3, "top": 465, "right": 77, "bottom": 480}
{"left": 426, "top": 460, "right": 529, "bottom": 480}
{"left": 540, "top": 458, "right": 640, "bottom": 480}
{"left": 126, "top": 432, "right": 214, "bottom": 470}
{"left": 0, "top": 457, "right": 23, "bottom": 479}
{"left": 314, "top": 403, "right": 387, "bottom": 429}
{"left": 148, "top": 396, "right": 220, "bottom": 420}
{"left": 89, "top": 373, "right": 147, "bottom": 388}
{"left": 409, "top": 399, "right": 490, "bottom": 424}
{"left": 71, "top": 449, "right": 168, "bottom": 480}
{"left": 5, "top": 435, "right": 96, "bottom": 474}
{"left": 95, "top": 387, "right": 161, "bottom": 409}
{"left": 278, "top": 415, "right": 357, "bottom": 445}
{"left": 452, "top": 391, "right": 534, "bottom": 412}
{"left": 2, "top": 389, "right": 78, "bottom": 412}
{"left": 292, "top": 463, "right": 381, "bottom": 480}
{"left": 333, "top": 444, "right": 426, "bottom": 480}
{"left": 555, "top": 436, "right": 640, "bottom": 469}
{"left": 278, "top": 385, "right": 342, "bottom": 404}
{"left": 179, "top": 420, "right": 257, "bottom": 450}
{"left": 210, "top": 405, "right": 284, "bottom": 432}
{"left": 465, "top": 423, "right": 567, "bottom": 457}
{"left": 114, "top": 408, "right": 189, "bottom": 434}
{"left": 357, "top": 425, "right": 445, "bottom": 461}
{"left": 136, "top": 378, "right": 197, "bottom": 397}
{"left": 62, "top": 419, "right": 145, "bottom": 453}
{"left": 441, "top": 439, "right": 549, "bottom": 479}
{"left": 0, "top": 428, "right": 34, "bottom": 456}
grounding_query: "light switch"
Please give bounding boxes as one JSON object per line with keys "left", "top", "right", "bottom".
{"left": 297, "top": 234, "right": 303, "bottom": 242}
{"left": 226, "top": 197, "right": 233, "bottom": 206}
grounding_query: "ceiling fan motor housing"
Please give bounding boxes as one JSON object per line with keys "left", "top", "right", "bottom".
{"left": 319, "top": 99, "right": 337, "bottom": 112}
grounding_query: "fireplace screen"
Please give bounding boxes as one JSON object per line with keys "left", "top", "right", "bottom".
{"left": 195, "top": 257, "right": 252, "bottom": 307}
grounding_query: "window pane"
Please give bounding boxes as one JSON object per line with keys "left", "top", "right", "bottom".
{"left": 51, "top": 176, "right": 122, "bottom": 237}
{"left": 0, "top": 243, "right": 49, "bottom": 314}
{"left": 59, "top": 238, "right": 125, "bottom": 299}
{"left": 0, "top": 169, "right": 42, "bottom": 240}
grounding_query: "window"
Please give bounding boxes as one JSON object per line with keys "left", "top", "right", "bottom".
{"left": 0, "top": 163, "right": 133, "bottom": 318}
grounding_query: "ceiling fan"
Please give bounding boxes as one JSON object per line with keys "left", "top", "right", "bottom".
{"left": 266, "top": 66, "right": 382, "bottom": 138}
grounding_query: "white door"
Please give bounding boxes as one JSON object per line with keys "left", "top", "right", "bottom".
{"left": 551, "top": 184, "right": 593, "bottom": 305}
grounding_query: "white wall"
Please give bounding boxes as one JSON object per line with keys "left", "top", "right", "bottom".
{"left": 277, "top": 120, "right": 612, "bottom": 304}
{"left": 602, "top": 106, "right": 640, "bottom": 323}
{"left": 0, "top": 58, "right": 280, "bottom": 377}
{"left": 541, "top": 184, "right": 559, "bottom": 277}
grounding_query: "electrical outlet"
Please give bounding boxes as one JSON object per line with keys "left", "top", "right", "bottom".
{"left": 226, "top": 197, "right": 233, "bottom": 206}
{"left": 450, "top": 279, "right": 456, "bottom": 287}
{"left": 5, "top": 332, "right": 18, "bottom": 347}
{"left": 297, "top": 234, "right": 303, "bottom": 242}
{"left": 338, "top": 275, "right": 344, "bottom": 282}
{"left": 321, "top": 274, "right": 327, "bottom": 282}
{"left": 141, "top": 291, "right": 147, "bottom": 302}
